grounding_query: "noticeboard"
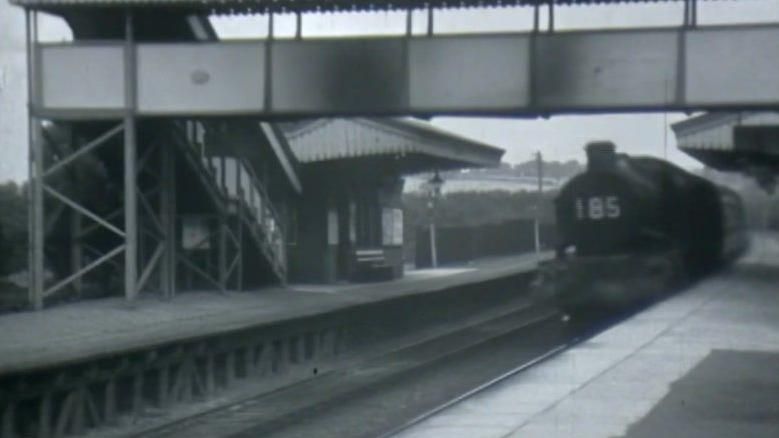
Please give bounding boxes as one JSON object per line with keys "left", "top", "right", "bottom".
{"left": 181, "top": 216, "right": 210, "bottom": 250}
{"left": 327, "top": 209, "right": 339, "bottom": 245}
{"left": 382, "top": 208, "right": 403, "bottom": 246}
{"left": 349, "top": 202, "right": 357, "bottom": 243}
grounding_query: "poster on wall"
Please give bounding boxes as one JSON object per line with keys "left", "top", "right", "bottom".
{"left": 182, "top": 216, "right": 210, "bottom": 250}
{"left": 393, "top": 208, "right": 403, "bottom": 246}
{"left": 349, "top": 202, "right": 357, "bottom": 243}
{"left": 382, "top": 209, "right": 392, "bottom": 245}
{"left": 327, "top": 209, "right": 339, "bottom": 245}
{"left": 382, "top": 208, "right": 403, "bottom": 246}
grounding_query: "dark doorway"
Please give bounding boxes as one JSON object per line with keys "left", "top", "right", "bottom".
{"left": 336, "top": 196, "right": 353, "bottom": 281}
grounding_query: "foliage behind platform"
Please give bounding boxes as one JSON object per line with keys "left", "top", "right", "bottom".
{"left": 415, "top": 219, "right": 557, "bottom": 268}
{"left": 0, "top": 182, "right": 27, "bottom": 276}
{"left": 403, "top": 190, "right": 556, "bottom": 266}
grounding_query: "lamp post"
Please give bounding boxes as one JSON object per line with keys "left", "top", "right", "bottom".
{"left": 426, "top": 170, "right": 444, "bottom": 268}
{"left": 534, "top": 151, "right": 543, "bottom": 254}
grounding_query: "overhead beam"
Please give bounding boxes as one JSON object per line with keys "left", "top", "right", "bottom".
{"left": 33, "top": 24, "right": 779, "bottom": 119}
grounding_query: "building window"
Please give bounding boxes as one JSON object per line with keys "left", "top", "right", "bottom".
{"left": 382, "top": 208, "right": 403, "bottom": 246}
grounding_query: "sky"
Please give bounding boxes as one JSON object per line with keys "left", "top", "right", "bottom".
{"left": 1, "top": 0, "right": 778, "bottom": 182}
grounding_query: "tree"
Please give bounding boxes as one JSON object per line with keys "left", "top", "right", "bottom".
{"left": 402, "top": 189, "right": 557, "bottom": 262}
{"left": 0, "top": 182, "right": 28, "bottom": 275}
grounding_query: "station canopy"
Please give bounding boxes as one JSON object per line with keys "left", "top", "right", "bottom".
{"left": 280, "top": 118, "right": 504, "bottom": 174}
{"left": 10, "top": 0, "right": 714, "bottom": 14}
{"left": 672, "top": 112, "right": 779, "bottom": 191}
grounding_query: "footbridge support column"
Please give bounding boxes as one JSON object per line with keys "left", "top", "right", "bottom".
{"left": 123, "top": 10, "right": 138, "bottom": 302}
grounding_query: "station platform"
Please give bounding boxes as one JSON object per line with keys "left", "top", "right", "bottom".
{"left": 396, "top": 232, "right": 779, "bottom": 438}
{"left": 0, "top": 251, "right": 548, "bottom": 376}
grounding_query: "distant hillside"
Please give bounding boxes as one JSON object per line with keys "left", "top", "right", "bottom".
{"left": 505, "top": 159, "right": 584, "bottom": 180}
{"left": 459, "top": 159, "right": 583, "bottom": 179}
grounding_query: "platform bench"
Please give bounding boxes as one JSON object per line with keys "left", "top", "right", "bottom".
{"left": 352, "top": 249, "right": 395, "bottom": 282}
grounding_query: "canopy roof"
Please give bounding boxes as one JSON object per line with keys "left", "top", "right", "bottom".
{"left": 672, "top": 112, "right": 779, "bottom": 151}
{"left": 672, "top": 111, "right": 779, "bottom": 174}
{"left": 280, "top": 118, "right": 504, "bottom": 173}
{"left": 10, "top": 0, "right": 711, "bottom": 14}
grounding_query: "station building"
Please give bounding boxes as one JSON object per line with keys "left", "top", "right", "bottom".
{"left": 280, "top": 118, "right": 504, "bottom": 284}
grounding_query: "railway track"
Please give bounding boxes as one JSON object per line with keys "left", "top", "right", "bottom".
{"left": 126, "top": 300, "right": 569, "bottom": 438}
{"left": 379, "top": 340, "right": 569, "bottom": 438}
{"left": 380, "top": 302, "right": 659, "bottom": 438}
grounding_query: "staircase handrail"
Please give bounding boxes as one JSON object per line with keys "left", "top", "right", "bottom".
{"left": 172, "top": 121, "right": 286, "bottom": 278}
{"left": 236, "top": 158, "right": 286, "bottom": 237}
{"left": 235, "top": 160, "right": 286, "bottom": 271}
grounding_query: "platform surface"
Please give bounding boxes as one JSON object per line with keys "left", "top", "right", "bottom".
{"left": 395, "top": 232, "right": 779, "bottom": 438}
{"left": 0, "top": 252, "right": 548, "bottom": 375}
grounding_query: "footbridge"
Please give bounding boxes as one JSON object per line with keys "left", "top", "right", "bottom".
{"left": 16, "top": 0, "right": 779, "bottom": 124}
{"left": 23, "top": 13, "right": 779, "bottom": 118}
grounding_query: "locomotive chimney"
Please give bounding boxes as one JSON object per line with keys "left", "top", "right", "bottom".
{"left": 585, "top": 141, "right": 617, "bottom": 171}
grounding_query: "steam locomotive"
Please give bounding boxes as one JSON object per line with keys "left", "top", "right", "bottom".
{"left": 538, "top": 141, "right": 748, "bottom": 311}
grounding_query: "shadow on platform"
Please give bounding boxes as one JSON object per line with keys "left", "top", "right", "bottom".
{"left": 621, "top": 349, "right": 779, "bottom": 438}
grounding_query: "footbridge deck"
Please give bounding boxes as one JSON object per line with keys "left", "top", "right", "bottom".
{"left": 31, "top": 24, "right": 779, "bottom": 119}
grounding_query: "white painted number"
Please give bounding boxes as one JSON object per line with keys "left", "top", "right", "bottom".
{"left": 606, "top": 196, "right": 621, "bottom": 218}
{"left": 588, "top": 197, "right": 605, "bottom": 219}
{"left": 575, "top": 196, "right": 621, "bottom": 220}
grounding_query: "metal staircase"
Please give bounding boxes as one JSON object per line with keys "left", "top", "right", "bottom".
{"left": 172, "top": 122, "right": 287, "bottom": 284}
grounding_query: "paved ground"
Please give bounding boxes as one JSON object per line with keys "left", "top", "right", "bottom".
{"left": 395, "top": 233, "right": 779, "bottom": 438}
{"left": 288, "top": 267, "right": 476, "bottom": 294}
{"left": 0, "top": 252, "right": 549, "bottom": 375}
{"left": 623, "top": 349, "right": 779, "bottom": 438}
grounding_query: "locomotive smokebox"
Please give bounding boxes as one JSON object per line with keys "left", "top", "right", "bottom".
{"left": 585, "top": 141, "right": 617, "bottom": 172}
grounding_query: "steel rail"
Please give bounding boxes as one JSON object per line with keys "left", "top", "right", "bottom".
{"left": 379, "top": 338, "right": 576, "bottom": 438}
{"left": 382, "top": 289, "right": 699, "bottom": 437}
{"left": 129, "top": 303, "right": 562, "bottom": 438}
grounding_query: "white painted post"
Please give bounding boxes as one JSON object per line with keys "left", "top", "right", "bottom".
{"left": 535, "top": 151, "right": 543, "bottom": 254}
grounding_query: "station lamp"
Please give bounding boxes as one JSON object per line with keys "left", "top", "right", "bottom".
{"left": 426, "top": 170, "right": 444, "bottom": 268}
